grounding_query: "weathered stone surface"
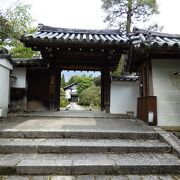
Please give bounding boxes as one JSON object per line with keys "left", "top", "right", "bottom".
{"left": 4, "top": 176, "right": 28, "bottom": 180}
{"left": 0, "top": 137, "right": 170, "bottom": 154}
{"left": 51, "top": 176, "right": 76, "bottom": 180}
{"left": 110, "top": 153, "right": 180, "bottom": 174}
{"left": 0, "top": 138, "right": 45, "bottom": 153}
{"left": 37, "top": 138, "right": 170, "bottom": 154}
{"left": 30, "top": 176, "right": 50, "bottom": 180}
{"left": 127, "top": 175, "right": 141, "bottom": 180}
{"left": 16, "top": 160, "right": 72, "bottom": 175}
{"left": 141, "top": 175, "right": 159, "bottom": 180}
{"left": 0, "top": 116, "right": 158, "bottom": 139}
{"left": 72, "top": 159, "right": 115, "bottom": 175}
{"left": 154, "top": 127, "right": 180, "bottom": 158}
{"left": 0, "top": 159, "right": 19, "bottom": 175}
{"left": 0, "top": 130, "right": 159, "bottom": 139}
{"left": 76, "top": 176, "right": 95, "bottom": 180}
{"left": 0, "top": 152, "right": 180, "bottom": 175}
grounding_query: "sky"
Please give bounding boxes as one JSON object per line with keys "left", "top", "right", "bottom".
{"left": 1, "top": 0, "right": 180, "bottom": 33}
{"left": 1, "top": 0, "right": 180, "bottom": 80}
{"left": 21, "top": 0, "right": 180, "bottom": 34}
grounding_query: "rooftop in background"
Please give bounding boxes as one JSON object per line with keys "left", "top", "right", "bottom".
{"left": 11, "top": 58, "right": 46, "bottom": 67}
{"left": 64, "top": 82, "right": 77, "bottom": 90}
{"left": 111, "top": 75, "right": 139, "bottom": 82}
{"left": 131, "top": 27, "right": 180, "bottom": 49}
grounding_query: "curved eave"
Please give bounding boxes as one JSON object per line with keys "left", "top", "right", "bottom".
{"left": 20, "top": 36, "right": 129, "bottom": 50}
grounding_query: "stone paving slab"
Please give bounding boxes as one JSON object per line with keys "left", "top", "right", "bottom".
{"left": 16, "top": 160, "right": 73, "bottom": 175}
{"left": 0, "top": 116, "right": 155, "bottom": 133}
{"left": 0, "top": 130, "right": 159, "bottom": 139}
{"left": 0, "top": 138, "right": 45, "bottom": 154}
{"left": 38, "top": 138, "right": 170, "bottom": 154}
{"left": 0, "top": 175, "right": 180, "bottom": 180}
{"left": 0, "top": 153, "right": 177, "bottom": 175}
{"left": 0, "top": 138, "right": 170, "bottom": 154}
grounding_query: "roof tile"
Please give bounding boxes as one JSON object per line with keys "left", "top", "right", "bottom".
{"left": 131, "top": 28, "right": 180, "bottom": 48}
{"left": 22, "top": 24, "right": 128, "bottom": 45}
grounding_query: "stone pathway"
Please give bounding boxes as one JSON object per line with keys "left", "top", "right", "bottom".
{"left": 68, "top": 102, "right": 85, "bottom": 111}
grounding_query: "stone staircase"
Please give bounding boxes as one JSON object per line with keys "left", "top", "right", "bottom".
{"left": 0, "top": 127, "right": 180, "bottom": 177}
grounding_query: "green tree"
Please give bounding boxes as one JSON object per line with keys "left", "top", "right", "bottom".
{"left": 61, "top": 74, "right": 66, "bottom": 88}
{"left": 74, "top": 75, "right": 94, "bottom": 95}
{"left": 0, "top": 14, "right": 12, "bottom": 43}
{"left": 60, "top": 88, "right": 69, "bottom": 107}
{"left": 0, "top": 2, "right": 37, "bottom": 58}
{"left": 101, "top": 0, "right": 159, "bottom": 34}
{"left": 93, "top": 76, "right": 101, "bottom": 86}
{"left": 0, "top": 3, "right": 33, "bottom": 45}
{"left": 79, "top": 85, "right": 101, "bottom": 107}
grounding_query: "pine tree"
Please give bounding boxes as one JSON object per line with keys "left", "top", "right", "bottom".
{"left": 101, "top": 0, "right": 159, "bottom": 34}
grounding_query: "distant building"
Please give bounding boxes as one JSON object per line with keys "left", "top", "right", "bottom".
{"left": 64, "top": 82, "right": 78, "bottom": 102}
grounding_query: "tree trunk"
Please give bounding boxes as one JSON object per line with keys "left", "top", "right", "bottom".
{"left": 126, "top": 0, "right": 132, "bottom": 34}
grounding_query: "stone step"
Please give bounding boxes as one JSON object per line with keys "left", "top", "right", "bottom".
{"left": 0, "top": 138, "right": 171, "bottom": 154}
{"left": 0, "top": 153, "right": 179, "bottom": 175}
{"left": 0, "top": 130, "right": 159, "bottom": 139}
{"left": 1, "top": 175, "right": 180, "bottom": 180}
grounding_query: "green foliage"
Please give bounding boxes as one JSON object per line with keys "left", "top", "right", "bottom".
{"left": 0, "top": 14, "right": 12, "bottom": 43}
{"left": 61, "top": 74, "right": 66, "bottom": 88}
{"left": 93, "top": 76, "right": 101, "bottom": 86}
{"left": 66, "top": 75, "right": 94, "bottom": 95}
{"left": 0, "top": 2, "right": 37, "bottom": 58}
{"left": 111, "top": 55, "right": 125, "bottom": 76}
{"left": 79, "top": 85, "right": 101, "bottom": 107}
{"left": 101, "top": 0, "right": 159, "bottom": 33}
{"left": 0, "top": 3, "right": 33, "bottom": 45}
{"left": 60, "top": 88, "right": 69, "bottom": 107}
{"left": 10, "top": 40, "right": 36, "bottom": 58}
{"left": 74, "top": 75, "right": 94, "bottom": 95}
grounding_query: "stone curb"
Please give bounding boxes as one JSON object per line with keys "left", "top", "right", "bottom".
{"left": 0, "top": 130, "right": 159, "bottom": 139}
{"left": 153, "top": 127, "right": 180, "bottom": 158}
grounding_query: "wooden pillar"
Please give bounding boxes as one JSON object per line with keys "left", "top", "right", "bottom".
{"left": 102, "top": 68, "right": 111, "bottom": 113}
{"left": 49, "top": 64, "right": 60, "bottom": 111}
{"left": 101, "top": 70, "right": 105, "bottom": 111}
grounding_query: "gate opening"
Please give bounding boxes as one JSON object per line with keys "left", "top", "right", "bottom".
{"left": 60, "top": 70, "right": 101, "bottom": 111}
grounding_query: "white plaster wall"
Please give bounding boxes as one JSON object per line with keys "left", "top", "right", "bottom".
{"left": 11, "top": 68, "right": 26, "bottom": 88}
{"left": 65, "top": 89, "right": 71, "bottom": 99}
{"left": 0, "top": 58, "right": 13, "bottom": 117}
{"left": 152, "top": 59, "right": 180, "bottom": 127}
{"left": 110, "top": 81, "right": 139, "bottom": 116}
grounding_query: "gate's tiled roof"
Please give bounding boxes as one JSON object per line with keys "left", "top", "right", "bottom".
{"left": 131, "top": 28, "right": 180, "bottom": 48}
{"left": 21, "top": 24, "right": 129, "bottom": 46}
